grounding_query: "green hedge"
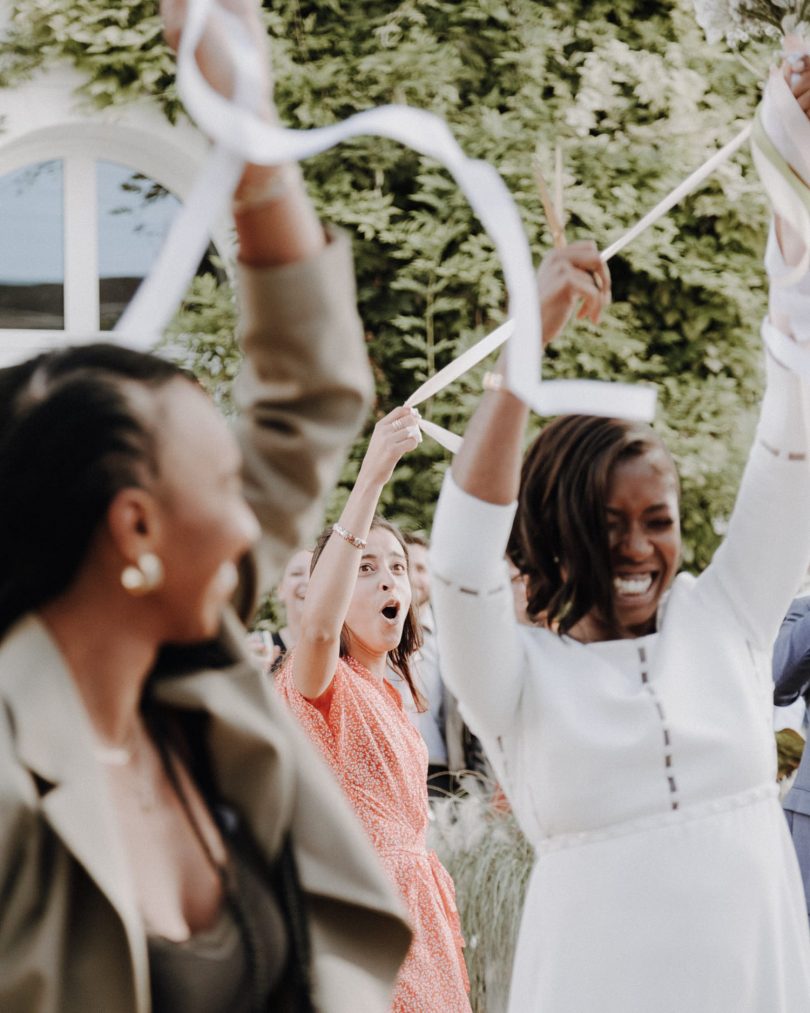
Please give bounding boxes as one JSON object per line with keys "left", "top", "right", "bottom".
{"left": 1, "top": 0, "right": 776, "bottom": 568}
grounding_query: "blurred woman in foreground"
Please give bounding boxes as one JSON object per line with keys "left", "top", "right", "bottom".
{"left": 0, "top": 1, "right": 410, "bottom": 1010}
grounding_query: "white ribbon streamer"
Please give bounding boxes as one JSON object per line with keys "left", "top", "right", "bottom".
{"left": 406, "top": 124, "right": 752, "bottom": 450}
{"left": 405, "top": 321, "right": 513, "bottom": 410}
{"left": 765, "top": 224, "right": 810, "bottom": 343}
{"left": 751, "top": 64, "right": 810, "bottom": 373}
{"left": 114, "top": 145, "right": 244, "bottom": 344}
{"left": 600, "top": 123, "right": 753, "bottom": 263}
{"left": 114, "top": 0, "right": 655, "bottom": 438}
{"left": 762, "top": 318, "right": 810, "bottom": 374}
{"left": 757, "top": 64, "right": 810, "bottom": 285}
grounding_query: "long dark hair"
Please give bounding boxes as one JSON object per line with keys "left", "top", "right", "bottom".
{"left": 508, "top": 414, "right": 677, "bottom": 638}
{"left": 0, "top": 343, "right": 191, "bottom": 640}
{"left": 311, "top": 517, "right": 425, "bottom": 710}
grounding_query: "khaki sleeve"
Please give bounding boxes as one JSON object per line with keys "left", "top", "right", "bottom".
{"left": 231, "top": 228, "right": 374, "bottom": 619}
{"left": 0, "top": 707, "right": 56, "bottom": 1012}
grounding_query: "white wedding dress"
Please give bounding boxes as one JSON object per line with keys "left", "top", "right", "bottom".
{"left": 431, "top": 347, "right": 810, "bottom": 1011}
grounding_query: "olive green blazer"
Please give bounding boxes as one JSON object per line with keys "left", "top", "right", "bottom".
{"left": 0, "top": 232, "right": 411, "bottom": 1012}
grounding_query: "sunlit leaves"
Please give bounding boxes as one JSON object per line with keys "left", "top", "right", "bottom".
{"left": 1, "top": 0, "right": 778, "bottom": 567}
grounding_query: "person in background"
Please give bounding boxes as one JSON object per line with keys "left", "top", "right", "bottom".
{"left": 0, "top": 1, "right": 411, "bottom": 1009}
{"left": 393, "top": 532, "right": 451, "bottom": 794}
{"left": 404, "top": 533, "right": 432, "bottom": 620}
{"left": 276, "top": 405, "right": 471, "bottom": 1013}
{"left": 247, "top": 547, "right": 312, "bottom": 672}
{"left": 395, "top": 532, "right": 496, "bottom": 789}
{"left": 273, "top": 548, "right": 312, "bottom": 659}
{"left": 774, "top": 595, "right": 810, "bottom": 918}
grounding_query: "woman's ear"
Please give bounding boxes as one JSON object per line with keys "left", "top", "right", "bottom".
{"left": 106, "top": 486, "right": 162, "bottom": 562}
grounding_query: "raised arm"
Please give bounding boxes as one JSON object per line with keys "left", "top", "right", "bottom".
{"left": 698, "top": 65, "right": 810, "bottom": 649}
{"left": 451, "top": 241, "right": 610, "bottom": 505}
{"left": 431, "top": 244, "right": 609, "bottom": 735}
{"left": 292, "top": 406, "right": 421, "bottom": 699}
{"left": 162, "top": 0, "right": 374, "bottom": 610}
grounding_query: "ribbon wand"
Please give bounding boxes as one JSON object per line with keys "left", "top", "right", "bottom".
{"left": 532, "top": 147, "right": 568, "bottom": 250}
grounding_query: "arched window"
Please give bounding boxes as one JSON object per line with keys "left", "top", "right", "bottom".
{"left": 0, "top": 74, "right": 231, "bottom": 367}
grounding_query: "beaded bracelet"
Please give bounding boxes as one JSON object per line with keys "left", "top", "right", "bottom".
{"left": 332, "top": 522, "right": 367, "bottom": 550}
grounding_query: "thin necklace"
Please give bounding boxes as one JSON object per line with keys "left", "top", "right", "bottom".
{"left": 94, "top": 725, "right": 138, "bottom": 766}
{"left": 97, "top": 723, "right": 163, "bottom": 813}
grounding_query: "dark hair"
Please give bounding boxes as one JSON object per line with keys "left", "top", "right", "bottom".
{"left": 509, "top": 414, "right": 678, "bottom": 638}
{"left": 0, "top": 343, "right": 192, "bottom": 639}
{"left": 311, "top": 517, "right": 426, "bottom": 710}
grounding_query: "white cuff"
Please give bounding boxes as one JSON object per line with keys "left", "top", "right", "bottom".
{"left": 756, "top": 338, "right": 810, "bottom": 453}
{"left": 761, "top": 68, "right": 810, "bottom": 190}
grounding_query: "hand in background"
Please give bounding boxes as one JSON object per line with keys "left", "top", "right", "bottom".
{"left": 160, "top": 0, "right": 275, "bottom": 122}
{"left": 358, "top": 406, "right": 423, "bottom": 489}
{"left": 784, "top": 55, "right": 810, "bottom": 119}
{"left": 536, "top": 240, "right": 611, "bottom": 347}
{"left": 245, "top": 631, "right": 281, "bottom": 674}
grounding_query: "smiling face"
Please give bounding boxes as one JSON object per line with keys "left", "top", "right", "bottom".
{"left": 277, "top": 548, "right": 312, "bottom": 630}
{"left": 149, "top": 379, "right": 260, "bottom": 641}
{"left": 406, "top": 540, "right": 431, "bottom": 609}
{"left": 343, "top": 526, "right": 413, "bottom": 660}
{"left": 601, "top": 447, "right": 681, "bottom": 637}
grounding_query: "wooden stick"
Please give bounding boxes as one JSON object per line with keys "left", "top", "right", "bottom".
{"left": 532, "top": 156, "right": 567, "bottom": 248}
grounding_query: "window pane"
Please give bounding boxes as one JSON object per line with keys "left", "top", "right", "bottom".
{"left": 97, "top": 161, "right": 182, "bottom": 331}
{"left": 97, "top": 162, "right": 223, "bottom": 331}
{"left": 0, "top": 160, "right": 64, "bottom": 328}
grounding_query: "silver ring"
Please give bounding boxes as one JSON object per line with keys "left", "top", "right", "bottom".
{"left": 391, "top": 417, "right": 407, "bottom": 431}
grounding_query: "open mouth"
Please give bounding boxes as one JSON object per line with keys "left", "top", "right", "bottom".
{"left": 613, "top": 573, "right": 654, "bottom": 597}
{"left": 381, "top": 602, "right": 400, "bottom": 621}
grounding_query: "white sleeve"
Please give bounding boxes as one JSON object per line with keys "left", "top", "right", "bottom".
{"left": 429, "top": 472, "right": 527, "bottom": 739}
{"left": 699, "top": 329, "right": 810, "bottom": 650}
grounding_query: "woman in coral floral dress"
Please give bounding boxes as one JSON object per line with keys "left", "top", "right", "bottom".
{"left": 276, "top": 405, "right": 470, "bottom": 1012}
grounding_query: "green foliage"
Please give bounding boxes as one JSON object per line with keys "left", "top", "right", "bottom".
{"left": 1, "top": 0, "right": 780, "bottom": 568}
{"left": 777, "top": 727, "right": 805, "bottom": 780}
{"left": 161, "top": 267, "right": 240, "bottom": 411}
{"left": 274, "top": 0, "right": 772, "bottom": 568}
{"left": 0, "top": 0, "right": 180, "bottom": 116}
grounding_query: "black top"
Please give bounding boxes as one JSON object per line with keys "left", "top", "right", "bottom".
{"left": 148, "top": 828, "right": 288, "bottom": 1013}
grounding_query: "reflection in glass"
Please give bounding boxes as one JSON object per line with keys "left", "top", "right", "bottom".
{"left": 97, "top": 162, "right": 223, "bottom": 330}
{"left": 97, "top": 162, "right": 181, "bottom": 330}
{"left": 0, "top": 160, "right": 64, "bottom": 328}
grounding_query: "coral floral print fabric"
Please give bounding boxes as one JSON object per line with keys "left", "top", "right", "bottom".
{"left": 276, "top": 654, "right": 470, "bottom": 1012}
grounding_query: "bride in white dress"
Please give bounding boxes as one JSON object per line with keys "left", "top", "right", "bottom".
{"left": 429, "top": 64, "right": 810, "bottom": 1013}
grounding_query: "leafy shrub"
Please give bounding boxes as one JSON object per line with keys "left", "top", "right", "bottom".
{"left": 1, "top": 0, "right": 775, "bottom": 569}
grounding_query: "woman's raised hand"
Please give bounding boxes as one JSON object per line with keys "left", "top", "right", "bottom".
{"left": 358, "top": 406, "right": 422, "bottom": 488}
{"left": 771, "top": 56, "right": 810, "bottom": 272}
{"left": 784, "top": 55, "right": 810, "bottom": 119}
{"left": 536, "top": 240, "right": 611, "bottom": 348}
{"left": 160, "top": 0, "right": 275, "bottom": 122}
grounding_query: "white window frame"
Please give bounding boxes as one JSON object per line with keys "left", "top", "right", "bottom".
{"left": 0, "top": 116, "right": 233, "bottom": 368}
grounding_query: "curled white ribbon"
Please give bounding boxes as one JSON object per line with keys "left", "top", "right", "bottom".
{"left": 753, "top": 57, "right": 810, "bottom": 373}
{"left": 410, "top": 124, "right": 753, "bottom": 451}
{"left": 114, "top": 0, "right": 656, "bottom": 441}
{"left": 756, "top": 64, "right": 810, "bottom": 286}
